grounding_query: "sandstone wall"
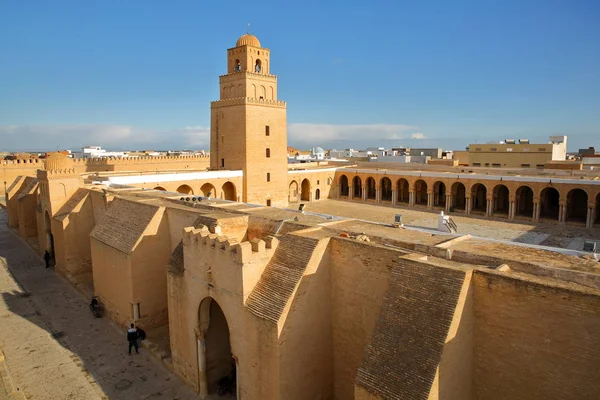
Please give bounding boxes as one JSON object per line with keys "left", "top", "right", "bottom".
{"left": 90, "top": 240, "right": 134, "bottom": 326}
{"left": 276, "top": 238, "right": 333, "bottom": 400}
{"left": 328, "top": 238, "right": 396, "bottom": 399}
{"left": 131, "top": 208, "right": 171, "bottom": 328}
{"left": 472, "top": 270, "right": 600, "bottom": 399}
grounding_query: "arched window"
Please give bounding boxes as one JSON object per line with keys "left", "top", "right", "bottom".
{"left": 235, "top": 59, "right": 241, "bottom": 72}
{"left": 255, "top": 59, "right": 262, "bottom": 73}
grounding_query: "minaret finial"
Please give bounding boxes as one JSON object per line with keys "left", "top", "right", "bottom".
{"left": 247, "top": 23, "right": 250, "bottom": 34}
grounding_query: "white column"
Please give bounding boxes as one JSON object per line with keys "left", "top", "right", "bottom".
{"left": 362, "top": 186, "right": 366, "bottom": 201}
{"left": 559, "top": 202, "right": 566, "bottom": 223}
{"left": 427, "top": 192, "right": 433, "bottom": 209}
{"left": 409, "top": 191, "right": 415, "bottom": 206}
{"left": 509, "top": 200, "right": 515, "bottom": 220}
{"left": 533, "top": 200, "right": 540, "bottom": 221}
{"left": 465, "top": 197, "right": 472, "bottom": 215}
{"left": 376, "top": 186, "right": 381, "bottom": 202}
{"left": 445, "top": 194, "right": 452, "bottom": 212}
{"left": 486, "top": 198, "right": 492, "bottom": 217}
{"left": 392, "top": 189, "right": 397, "bottom": 205}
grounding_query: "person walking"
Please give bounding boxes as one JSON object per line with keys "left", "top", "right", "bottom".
{"left": 136, "top": 326, "right": 146, "bottom": 350}
{"left": 44, "top": 250, "right": 51, "bottom": 268}
{"left": 127, "top": 324, "right": 139, "bottom": 355}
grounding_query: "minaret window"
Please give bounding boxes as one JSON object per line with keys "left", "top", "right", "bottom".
{"left": 235, "top": 59, "right": 241, "bottom": 72}
{"left": 255, "top": 59, "right": 262, "bottom": 73}
{"left": 265, "top": 125, "right": 270, "bottom": 136}
{"left": 266, "top": 148, "right": 271, "bottom": 158}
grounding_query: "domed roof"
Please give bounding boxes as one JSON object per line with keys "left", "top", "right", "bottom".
{"left": 312, "top": 147, "right": 325, "bottom": 154}
{"left": 44, "top": 152, "right": 74, "bottom": 172}
{"left": 236, "top": 34, "right": 261, "bottom": 47}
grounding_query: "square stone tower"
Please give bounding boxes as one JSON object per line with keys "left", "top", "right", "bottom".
{"left": 210, "top": 33, "right": 288, "bottom": 207}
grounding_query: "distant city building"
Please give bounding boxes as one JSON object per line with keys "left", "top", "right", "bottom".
{"left": 467, "top": 136, "right": 567, "bottom": 168}
{"left": 579, "top": 147, "right": 596, "bottom": 158}
{"left": 74, "top": 146, "right": 127, "bottom": 159}
{"left": 409, "top": 148, "right": 443, "bottom": 159}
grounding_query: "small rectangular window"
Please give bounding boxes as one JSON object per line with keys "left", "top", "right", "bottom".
{"left": 490, "top": 148, "right": 497, "bottom": 152}
{"left": 266, "top": 199, "right": 272, "bottom": 206}
{"left": 538, "top": 148, "right": 546, "bottom": 152}
{"left": 492, "top": 163, "right": 501, "bottom": 167}
{"left": 267, "top": 172, "right": 271, "bottom": 182}
{"left": 473, "top": 163, "right": 481, "bottom": 167}
{"left": 266, "top": 148, "right": 271, "bottom": 158}
{"left": 265, "top": 125, "right": 270, "bottom": 136}
{"left": 221, "top": 158, "right": 224, "bottom": 168}
{"left": 317, "top": 180, "right": 320, "bottom": 185}
{"left": 536, "top": 164, "right": 545, "bottom": 169}
{"left": 521, "top": 164, "right": 531, "bottom": 168}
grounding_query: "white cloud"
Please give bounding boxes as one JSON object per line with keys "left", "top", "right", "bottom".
{"left": 0, "top": 124, "right": 211, "bottom": 151}
{"left": 410, "top": 132, "right": 427, "bottom": 139}
{"left": 288, "top": 123, "right": 417, "bottom": 144}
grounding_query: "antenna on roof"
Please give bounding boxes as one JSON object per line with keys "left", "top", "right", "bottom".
{"left": 247, "top": 23, "right": 250, "bottom": 34}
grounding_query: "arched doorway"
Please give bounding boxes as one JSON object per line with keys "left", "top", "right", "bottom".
{"left": 515, "top": 186, "right": 534, "bottom": 217}
{"left": 451, "top": 182, "right": 466, "bottom": 211}
{"left": 154, "top": 186, "right": 166, "bottom": 191}
{"left": 566, "top": 189, "right": 588, "bottom": 223}
{"left": 339, "top": 175, "right": 349, "bottom": 197}
{"left": 397, "top": 178, "right": 409, "bottom": 204}
{"left": 301, "top": 179, "right": 311, "bottom": 201}
{"left": 222, "top": 182, "right": 236, "bottom": 201}
{"left": 197, "top": 298, "right": 236, "bottom": 397}
{"left": 471, "top": 183, "right": 487, "bottom": 213}
{"left": 289, "top": 181, "right": 299, "bottom": 203}
{"left": 493, "top": 184, "right": 509, "bottom": 216}
{"left": 366, "top": 177, "right": 376, "bottom": 200}
{"left": 44, "top": 211, "right": 54, "bottom": 261}
{"left": 433, "top": 181, "right": 446, "bottom": 208}
{"left": 381, "top": 177, "right": 392, "bottom": 202}
{"left": 201, "top": 183, "right": 216, "bottom": 198}
{"left": 352, "top": 177, "right": 362, "bottom": 199}
{"left": 415, "top": 180, "right": 428, "bottom": 205}
{"left": 540, "top": 187, "right": 560, "bottom": 220}
{"left": 177, "top": 184, "right": 194, "bottom": 195}
{"left": 315, "top": 189, "right": 320, "bottom": 200}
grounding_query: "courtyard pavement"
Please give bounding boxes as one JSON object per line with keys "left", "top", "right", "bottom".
{"left": 303, "top": 199, "right": 600, "bottom": 251}
{"left": 0, "top": 208, "right": 200, "bottom": 400}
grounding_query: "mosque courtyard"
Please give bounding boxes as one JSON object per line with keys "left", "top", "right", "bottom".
{"left": 303, "top": 199, "right": 600, "bottom": 251}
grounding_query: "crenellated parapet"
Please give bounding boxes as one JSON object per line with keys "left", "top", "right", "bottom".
{"left": 37, "top": 169, "right": 78, "bottom": 180}
{"left": 211, "top": 97, "right": 286, "bottom": 108}
{"left": 1, "top": 158, "right": 43, "bottom": 165}
{"left": 77, "top": 154, "right": 210, "bottom": 166}
{"left": 182, "top": 225, "right": 278, "bottom": 265}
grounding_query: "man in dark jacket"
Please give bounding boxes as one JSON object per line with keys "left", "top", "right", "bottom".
{"left": 127, "top": 324, "right": 138, "bottom": 355}
{"left": 136, "top": 326, "right": 146, "bottom": 349}
{"left": 44, "top": 250, "right": 51, "bottom": 268}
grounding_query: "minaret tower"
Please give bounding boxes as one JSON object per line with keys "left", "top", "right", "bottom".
{"left": 210, "top": 31, "right": 288, "bottom": 207}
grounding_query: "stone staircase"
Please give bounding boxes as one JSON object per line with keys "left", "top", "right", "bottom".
{"left": 246, "top": 235, "right": 319, "bottom": 323}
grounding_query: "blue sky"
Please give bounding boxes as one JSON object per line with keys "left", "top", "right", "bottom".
{"left": 1, "top": 0, "right": 599, "bottom": 152}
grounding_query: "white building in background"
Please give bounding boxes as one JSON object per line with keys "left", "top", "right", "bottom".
{"left": 74, "top": 146, "right": 127, "bottom": 159}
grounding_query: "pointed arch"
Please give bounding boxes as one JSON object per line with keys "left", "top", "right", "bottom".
{"left": 352, "top": 176, "right": 362, "bottom": 199}
{"left": 289, "top": 180, "right": 299, "bottom": 203}
{"left": 339, "top": 175, "right": 349, "bottom": 197}
{"left": 397, "top": 178, "right": 409, "bottom": 203}
{"left": 200, "top": 183, "right": 216, "bottom": 198}
{"left": 177, "top": 184, "right": 194, "bottom": 195}
{"left": 366, "top": 177, "right": 376, "bottom": 200}
{"left": 380, "top": 177, "right": 392, "bottom": 201}
{"left": 222, "top": 182, "right": 236, "bottom": 201}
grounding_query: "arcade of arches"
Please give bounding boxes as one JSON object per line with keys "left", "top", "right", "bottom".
{"left": 334, "top": 173, "right": 600, "bottom": 228}
{"left": 152, "top": 182, "right": 237, "bottom": 201}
